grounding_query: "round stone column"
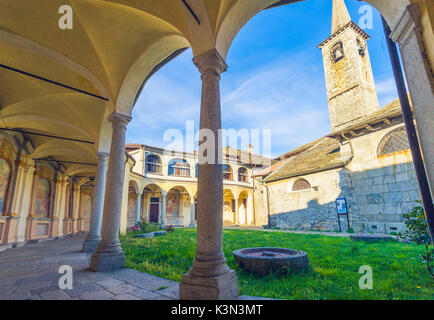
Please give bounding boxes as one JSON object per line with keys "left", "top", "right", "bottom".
{"left": 160, "top": 192, "right": 166, "bottom": 227}
{"left": 82, "top": 152, "right": 109, "bottom": 252}
{"left": 90, "top": 112, "right": 131, "bottom": 271}
{"left": 135, "top": 191, "right": 142, "bottom": 223}
{"left": 179, "top": 49, "right": 238, "bottom": 300}
{"left": 189, "top": 199, "right": 195, "bottom": 227}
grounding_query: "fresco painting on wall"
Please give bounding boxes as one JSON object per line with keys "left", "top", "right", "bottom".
{"left": 0, "top": 159, "right": 11, "bottom": 214}
{"left": 81, "top": 194, "right": 92, "bottom": 219}
{"left": 34, "top": 177, "right": 50, "bottom": 217}
{"left": 167, "top": 191, "right": 180, "bottom": 217}
{"left": 127, "top": 194, "right": 137, "bottom": 219}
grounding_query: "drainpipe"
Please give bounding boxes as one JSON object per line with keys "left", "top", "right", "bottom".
{"left": 265, "top": 182, "right": 271, "bottom": 229}
{"left": 251, "top": 165, "right": 256, "bottom": 225}
{"left": 382, "top": 16, "right": 434, "bottom": 243}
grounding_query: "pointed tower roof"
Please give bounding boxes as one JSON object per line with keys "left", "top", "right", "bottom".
{"left": 331, "top": 0, "right": 351, "bottom": 34}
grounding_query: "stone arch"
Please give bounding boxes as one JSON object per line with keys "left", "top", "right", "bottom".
{"left": 166, "top": 185, "right": 192, "bottom": 224}
{"left": 116, "top": 34, "right": 190, "bottom": 115}
{"left": 223, "top": 189, "right": 236, "bottom": 225}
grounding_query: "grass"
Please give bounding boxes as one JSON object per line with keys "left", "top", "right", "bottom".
{"left": 120, "top": 228, "right": 434, "bottom": 300}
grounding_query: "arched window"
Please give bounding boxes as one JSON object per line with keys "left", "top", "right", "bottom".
{"left": 34, "top": 177, "right": 51, "bottom": 217}
{"left": 223, "top": 165, "right": 233, "bottom": 180}
{"left": 238, "top": 167, "right": 249, "bottom": 183}
{"left": 292, "top": 178, "right": 311, "bottom": 191}
{"left": 331, "top": 42, "right": 344, "bottom": 62}
{"left": 377, "top": 126, "right": 410, "bottom": 156}
{"left": 168, "top": 158, "right": 190, "bottom": 177}
{"left": 357, "top": 38, "right": 366, "bottom": 56}
{"left": 146, "top": 154, "right": 162, "bottom": 173}
{"left": 0, "top": 158, "right": 11, "bottom": 215}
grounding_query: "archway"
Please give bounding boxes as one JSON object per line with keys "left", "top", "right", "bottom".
{"left": 166, "top": 186, "right": 191, "bottom": 226}
{"left": 142, "top": 183, "right": 163, "bottom": 224}
{"left": 223, "top": 189, "right": 236, "bottom": 225}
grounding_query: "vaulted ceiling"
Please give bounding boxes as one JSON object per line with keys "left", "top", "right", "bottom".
{"left": 0, "top": 0, "right": 410, "bottom": 178}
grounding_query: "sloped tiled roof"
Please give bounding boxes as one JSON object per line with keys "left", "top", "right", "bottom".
{"left": 261, "top": 98, "right": 403, "bottom": 183}
{"left": 263, "top": 136, "right": 352, "bottom": 182}
{"left": 331, "top": 98, "right": 402, "bottom": 134}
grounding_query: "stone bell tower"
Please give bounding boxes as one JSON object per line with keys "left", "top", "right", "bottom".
{"left": 318, "top": 0, "right": 379, "bottom": 132}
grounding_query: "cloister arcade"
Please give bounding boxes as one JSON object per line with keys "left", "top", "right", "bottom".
{"left": 0, "top": 0, "right": 432, "bottom": 300}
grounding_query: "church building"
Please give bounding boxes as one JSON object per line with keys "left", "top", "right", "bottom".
{"left": 254, "top": 0, "right": 420, "bottom": 234}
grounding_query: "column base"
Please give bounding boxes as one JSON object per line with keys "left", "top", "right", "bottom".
{"left": 89, "top": 250, "right": 125, "bottom": 272}
{"left": 82, "top": 236, "right": 100, "bottom": 253}
{"left": 179, "top": 270, "right": 238, "bottom": 300}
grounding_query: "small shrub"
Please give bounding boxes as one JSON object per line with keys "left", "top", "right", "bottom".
{"left": 127, "top": 224, "right": 141, "bottom": 234}
{"left": 399, "top": 201, "right": 433, "bottom": 279}
{"left": 164, "top": 225, "right": 175, "bottom": 232}
{"left": 137, "top": 220, "right": 161, "bottom": 233}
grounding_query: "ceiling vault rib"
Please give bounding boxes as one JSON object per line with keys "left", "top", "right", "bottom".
{"left": 0, "top": 63, "right": 109, "bottom": 101}
{"left": 0, "top": 128, "right": 95, "bottom": 145}
{"left": 181, "top": 0, "right": 201, "bottom": 25}
{"left": 33, "top": 159, "right": 97, "bottom": 166}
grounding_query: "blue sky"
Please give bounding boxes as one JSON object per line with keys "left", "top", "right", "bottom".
{"left": 127, "top": 0, "right": 398, "bottom": 159}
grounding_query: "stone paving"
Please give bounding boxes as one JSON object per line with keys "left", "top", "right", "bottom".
{"left": 0, "top": 233, "right": 269, "bottom": 300}
{"left": 0, "top": 234, "right": 180, "bottom": 300}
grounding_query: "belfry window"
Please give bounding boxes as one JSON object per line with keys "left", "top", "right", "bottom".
{"left": 238, "top": 167, "right": 249, "bottom": 183}
{"left": 357, "top": 39, "right": 366, "bottom": 57}
{"left": 377, "top": 126, "right": 410, "bottom": 156}
{"left": 146, "top": 154, "right": 162, "bottom": 173}
{"left": 331, "top": 42, "right": 344, "bottom": 62}
{"left": 292, "top": 178, "right": 311, "bottom": 191}
{"left": 223, "top": 165, "right": 233, "bottom": 180}
{"left": 168, "top": 158, "right": 190, "bottom": 177}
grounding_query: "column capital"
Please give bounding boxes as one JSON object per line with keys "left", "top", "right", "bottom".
{"left": 96, "top": 151, "right": 110, "bottom": 159}
{"left": 108, "top": 112, "right": 132, "bottom": 128}
{"left": 390, "top": 4, "right": 420, "bottom": 47}
{"left": 193, "top": 49, "right": 228, "bottom": 75}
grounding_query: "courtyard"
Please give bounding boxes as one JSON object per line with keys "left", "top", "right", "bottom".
{"left": 1, "top": 229, "right": 431, "bottom": 300}
{"left": 0, "top": 0, "right": 433, "bottom": 303}
{"left": 121, "top": 228, "right": 433, "bottom": 300}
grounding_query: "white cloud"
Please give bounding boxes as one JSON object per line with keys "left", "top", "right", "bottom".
{"left": 127, "top": 52, "right": 332, "bottom": 158}
{"left": 375, "top": 77, "right": 398, "bottom": 107}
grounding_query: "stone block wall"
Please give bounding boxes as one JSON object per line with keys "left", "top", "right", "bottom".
{"left": 268, "top": 169, "right": 359, "bottom": 232}
{"left": 350, "top": 162, "right": 419, "bottom": 234}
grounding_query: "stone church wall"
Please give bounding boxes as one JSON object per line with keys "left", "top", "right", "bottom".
{"left": 267, "top": 168, "right": 359, "bottom": 232}
{"left": 347, "top": 125, "right": 420, "bottom": 234}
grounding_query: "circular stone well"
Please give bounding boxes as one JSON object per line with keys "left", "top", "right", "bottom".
{"left": 233, "top": 247, "right": 309, "bottom": 276}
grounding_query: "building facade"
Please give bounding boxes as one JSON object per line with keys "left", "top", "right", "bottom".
{"left": 123, "top": 144, "right": 270, "bottom": 229}
{"left": 259, "top": 0, "right": 420, "bottom": 234}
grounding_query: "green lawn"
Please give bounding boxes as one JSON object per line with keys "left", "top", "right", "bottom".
{"left": 120, "top": 228, "right": 433, "bottom": 300}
